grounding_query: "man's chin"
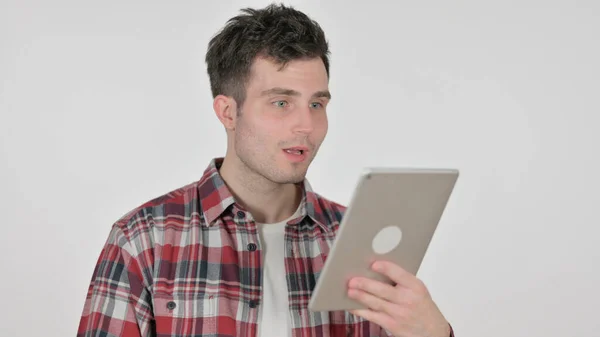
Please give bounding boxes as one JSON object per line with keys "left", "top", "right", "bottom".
{"left": 271, "top": 170, "right": 308, "bottom": 185}
{"left": 277, "top": 175, "right": 306, "bottom": 185}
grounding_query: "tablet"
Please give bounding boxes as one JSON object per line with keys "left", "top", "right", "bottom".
{"left": 308, "top": 167, "right": 459, "bottom": 312}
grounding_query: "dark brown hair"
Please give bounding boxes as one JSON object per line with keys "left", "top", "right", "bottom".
{"left": 205, "top": 3, "right": 330, "bottom": 107}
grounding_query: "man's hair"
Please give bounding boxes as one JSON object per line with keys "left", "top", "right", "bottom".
{"left": 205, "top": 3, "right": 330, "bottom": 107}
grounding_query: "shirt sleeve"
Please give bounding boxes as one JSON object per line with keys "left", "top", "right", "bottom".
{"left": 77, "top": 224, "right": 154, "bottom": 337}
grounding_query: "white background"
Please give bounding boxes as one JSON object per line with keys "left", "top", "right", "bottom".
{"left": 1, "top": 0, "right": 599, "bottom": 336}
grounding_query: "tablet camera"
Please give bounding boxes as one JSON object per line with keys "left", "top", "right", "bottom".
{"left": 372, "top": 225, "right": 402, "bottom": 255}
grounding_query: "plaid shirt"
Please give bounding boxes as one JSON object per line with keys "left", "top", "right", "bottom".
{"left": 78, "top": 158, "right": 454, "bottom": 337}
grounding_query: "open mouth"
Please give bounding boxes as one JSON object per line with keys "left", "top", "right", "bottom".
{"left": 284, "top": 148, "right": 305, "bottom": 155}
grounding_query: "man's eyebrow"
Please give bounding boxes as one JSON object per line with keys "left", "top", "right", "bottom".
{"left": 312, "top": 90, "right": 332, "bottom": 100}
{"left": 260, "top": 87, "right": 332, "bottom": 100}
{"left": 261, "top": 87, "right": 300, "bottom": 97}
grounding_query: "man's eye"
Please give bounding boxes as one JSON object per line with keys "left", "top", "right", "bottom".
{"left": 310, "top": 102, "right": 323, "bottom": 108}
{"left": 273, "top": 101, "right": 288, "bottom": 107}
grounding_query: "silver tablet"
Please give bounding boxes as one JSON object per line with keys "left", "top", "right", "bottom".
{"left": 308, "top": 167, "right": 459, "bottom": 312}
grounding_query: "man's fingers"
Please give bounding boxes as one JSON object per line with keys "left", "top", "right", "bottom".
{"left": 350, "top": 307, "right": 395, "bottom": 331}
{"left": 347, "top": 288, "right": 397, "bottom": 315}
{"left": 372, "top": 260, "right": 428, "bottom": 295}
{"left": 348, "top": 277, "right": 398, "bottom": 303}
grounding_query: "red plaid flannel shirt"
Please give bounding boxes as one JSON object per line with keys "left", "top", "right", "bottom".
{"left": 77, "top": 157, "right": 454, "bottom": 337}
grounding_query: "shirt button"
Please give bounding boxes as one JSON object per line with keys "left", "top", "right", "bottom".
{"left": 166, "top": 301, "right": 176, "bottom": 310}
{"left": 247, "top": 243, "right": 257, "bottom": 251}
{"left": 249, "top": 300, "right": 259, "bottom": 308}
{"left": 237, "top": 211, "right": 245, "bottom": 218}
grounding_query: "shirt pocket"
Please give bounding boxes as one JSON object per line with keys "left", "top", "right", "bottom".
{"left": 153, "top": 292, "right": 236, "bottom": 336}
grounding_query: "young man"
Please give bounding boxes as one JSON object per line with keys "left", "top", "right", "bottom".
{"left": 77, "top": 4, "right": 454, "bottom": 337}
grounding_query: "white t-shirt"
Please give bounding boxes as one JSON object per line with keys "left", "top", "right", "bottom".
{"left": 256, "top": 204, "right": 302, "bottom": 337}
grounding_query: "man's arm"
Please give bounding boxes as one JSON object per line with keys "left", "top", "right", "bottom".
{"left": 77, "top": 225, "right": 153, "bottom": 337}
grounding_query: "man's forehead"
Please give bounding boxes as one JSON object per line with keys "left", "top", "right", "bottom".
{"left": 250, "top": 56, "right": 326, "bottom": 75}
{"left": 247, "top": 58, "right": 329, "bottom": 93}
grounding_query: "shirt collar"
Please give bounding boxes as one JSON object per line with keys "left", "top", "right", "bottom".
{"left": 197, "top": 157, "right": 331, "bottom": 232}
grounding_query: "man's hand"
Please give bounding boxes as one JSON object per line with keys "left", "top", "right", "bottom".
{"left": 347, "top": 260, "right": 451, "bottom": 337}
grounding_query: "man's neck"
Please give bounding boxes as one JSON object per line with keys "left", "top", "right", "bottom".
{"left": 218, "top": 156, "right": 301, "bottom": 224}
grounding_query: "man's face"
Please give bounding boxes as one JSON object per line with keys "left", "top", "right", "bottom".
{"left": 233, "top": 56, "right": 330, "bottom": 184}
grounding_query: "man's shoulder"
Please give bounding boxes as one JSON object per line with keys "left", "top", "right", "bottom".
{"left": 308, "top": 189, "right": 348, "bottom": 228}
{"left": 311, "top": 191, "right": 347, "bottom": 211}
{"left": 112, "top": 180, "right": 200, "bottom": 234}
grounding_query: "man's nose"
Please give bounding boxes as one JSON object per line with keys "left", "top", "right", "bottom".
{"left": 293, "top": 105, "right": 315, "bottom": 134}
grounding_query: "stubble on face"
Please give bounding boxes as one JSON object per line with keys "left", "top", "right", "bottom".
{"left": 228, "top": 56, "right": 329, "bottom": 189}
{"left": 233, "top": 107, "right": 315, "bottom": 186}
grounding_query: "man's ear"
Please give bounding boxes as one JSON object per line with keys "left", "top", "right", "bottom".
{"left": 213, "top": 95, "right": 238, "bottom": 130}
